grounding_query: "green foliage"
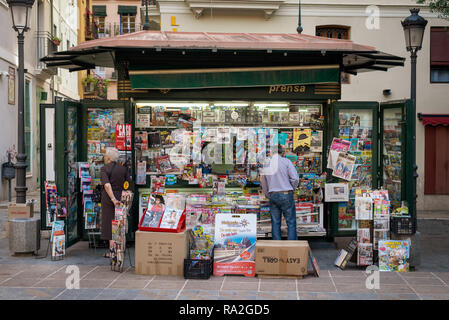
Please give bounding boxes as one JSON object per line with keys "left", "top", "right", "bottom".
{"left": 417, "top": 0, "right": 449, "bottom": 19}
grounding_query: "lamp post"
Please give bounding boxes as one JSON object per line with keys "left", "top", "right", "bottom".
{"left": 6, "top": 0, "right": 35, "bottom": 204}
{"left": 142, "top": 0, "right": 150, "bottom": 30}
{"left": 297, "top": 0, "right": 303, "bottom": 34}
{"left": 401, "top": 8, "right": 427, "bottom": 230}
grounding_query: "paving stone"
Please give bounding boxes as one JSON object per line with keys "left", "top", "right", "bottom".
{"left": 146, "top": 280, "right": 186, "bottom": 290}
{"left": 419, "top": 294, "right": 449, "bottom": 300}
{"left": 153, "top": 275, "right": 186, "bottom": 281}
{"left": 225, "top": 275, "right": 259, "bottom": 282}
{"left": 332, "top": 277, "right": 368, "bottom": 286}
{"left": 0, "top": 277, "right": 40, "bottom": 287}
{"left": 54, "top": 288, "right": 103, "bottom": 300}
{"left": 79, "top": 279, "right": 114, "bottom": 289}
{"left": 221, "top": 281, "right": 259, "bottom": 291}
{"left": 47, "top": 265, "right": 98, "bottom": 279}
{"left": 107, "top": 279, "right": 150, "bottom": 289}
{"left": 83, "top": 270, "right": 122, "bottom": 281}
{"left": 336, "top": 292, "right": 379, "bottom": 300}
{"left": 375, "top": 284, "right": 415, "bottom": 294}
{"left": 335, "top": 284, "right": 378, "bottom": 294}
{"left": 299, "top": 292, "right": 342, "bottom": 300}
{"left": 404, "top": 277, "right": 445, "bottom": 286}
{"left": 218, "top": 290, "right": 258, "bottom": 300}
{"left": 256, "top": 291, "right": 298, "bottom": 300}
{"left": 184, "top": 280, "right": 223, "bottom": 290}
{"left": 32, "top": 279, "right": 68, "bottom": 288}
{"left": 329, "top": 270, "right": 367, "bottom": 278}
{"left": 134, "top": 289, "right": 178, "bottom": 300}
{"left": 399, "top": 272, "right": 436, "bottom": 278}
{"left": 178, "top": 289, "right": 220, "bottom": 300}
{"left": 298, "top": 283, "right": 337, "bottom": 293}
{"left": 410, "top": 285, "right": 449, "bottom": 295}
{"left": 259, "top": 281, "right": 297, "bottom": 292}
{"left": 376, "top": 293, "right": 420, "bottom": 300}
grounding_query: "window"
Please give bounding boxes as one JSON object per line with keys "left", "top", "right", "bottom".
{"left": 97, "top": 16, "right": 106, "bottom": 34}
{"left": 425, "top": 125, "right": 449, "bottom": 194}
{"left": 25, "top": 80, "right": 31, "bottom": 174}
{"left": 120, "top": 13, "right": 136, "bottom": 34}
{"left": 316, "top": 25, "right": 350, "bottom": 40}
{"left": 316, "top": 25, "right": 351, "bottom": 84}
{"left": 430, "top": 27, "right": 449, "bottom": 83}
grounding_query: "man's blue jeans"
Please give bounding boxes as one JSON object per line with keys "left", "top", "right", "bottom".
{"left": 269, "top": 192, "right": 297, "bottom": 240}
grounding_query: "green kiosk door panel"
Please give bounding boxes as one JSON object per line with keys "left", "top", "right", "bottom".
{"left": 79, "top": 100, "right": 135, "bottom": 242}
{"left": 330, "top": 102, "right": 379, "bottom": 237}
{"left": 39, "top": 103, "right": 55, "bottom": 230}
{"left": 380, "top": 100, "right": 413, "bottom": 217}
{"left": 55, "top": 99, "right": 82, "bottom": 247}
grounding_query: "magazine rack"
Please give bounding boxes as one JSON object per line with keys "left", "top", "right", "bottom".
{"left": 138, "top": 208, "right": 187, "bottom": 233}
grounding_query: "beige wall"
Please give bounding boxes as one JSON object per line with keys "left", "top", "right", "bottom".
{"left": 153, "top": 0, "right": 449, "bottom": 211}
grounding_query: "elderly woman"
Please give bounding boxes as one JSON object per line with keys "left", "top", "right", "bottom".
{"left": 101, "top": 147, "right": 130, "bottom": 257}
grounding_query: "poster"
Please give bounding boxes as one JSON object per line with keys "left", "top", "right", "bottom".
{"left": 378, "top": 240, "right": 410, "bottom": 272}
{"left": 325, "top": 183, "right": 349, "bottom": 202}
{"left": 333, "top": 153, "right": 356, "bottom": 181}
{"left": 115, "top": 124, "right": 132, "bottom": 151}
{"left": 293, "top": 128, "right": 311, "bottom": 152}
{"left": 213, "top": 213, "right": 257, "bottom": 277}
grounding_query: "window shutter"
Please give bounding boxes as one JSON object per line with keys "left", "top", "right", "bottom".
{"left": 431, "top": 27, "right": 449, "bottom": 67}
{"left": 92, "top": 5, "right": 107, "bottom": 17}
{"left": 118, "top": 6, "right": 137, "bottom": 15}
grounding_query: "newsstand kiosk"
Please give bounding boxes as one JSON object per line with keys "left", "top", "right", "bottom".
{"left": 40, "top": 31, "right": 414, "bottom": 261}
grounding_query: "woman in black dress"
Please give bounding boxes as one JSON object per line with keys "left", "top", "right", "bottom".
{"left": 101, "top": 147, "right": 130, "bottom": 257}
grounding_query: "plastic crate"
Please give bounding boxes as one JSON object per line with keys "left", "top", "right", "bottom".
{"left": 183, "top": 258, "right": 214, "bottom": 280}
{"left": 391, "top": 216, "right": 416, "bottom": 235}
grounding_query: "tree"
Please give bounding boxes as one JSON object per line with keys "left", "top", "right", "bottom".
{"left": 417, "top": 0, "right": 449, "bottom": 20}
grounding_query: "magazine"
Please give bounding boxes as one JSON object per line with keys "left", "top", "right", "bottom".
{"left": 156, "top": 154, "right": 177, "bottom": 173}
{"left": 374, "top": 230, "right": 389, "bottom": 250}
{"left": 355, "top": 196, "right": 373, "bottom": 220}
{"left": 150, "top": 176, "right": 166, "bottom": 194}
{"left": 310, "top": 131, "right": 323, "bottom": 152}
{"left": 52, "top": 234, "right": 65, "bottom": 257}
{"left": 135, "top": 131, "right": 148, "bottom": 151}
{"left": 332, "top": 152, "right": 356, "bottom": 181}
{"left": 141, "top": 194, "right": 166, "bottom": 228}
{"left": 159, "top": 194, "right": 186, "bottom": 229}
{"left": 293, "top": 128, "right": 311, "bottom": 152}
{"left": 357, "top": 243, "right": 373, "bottom": 266}
{"left": 357, "top": 228, "right": 371, "bottom": 244}
{"left": 325, "top": 183, "right": 349, "bottom": 202}
{"left": 378, "top": 240, "right": 410, "bottom": 272}
{"left": 56, "top": 197, "right": 67, "bottom": 218}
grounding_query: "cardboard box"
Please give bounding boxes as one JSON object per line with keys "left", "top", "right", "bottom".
{"left": 135, "top": 230, "right": 189, "bottom": 276}
{"left": 8, "top": 202, "right": 34, "bottom": 220}
{"left": 255, "top": 240, "right": 309, "bottom": 277}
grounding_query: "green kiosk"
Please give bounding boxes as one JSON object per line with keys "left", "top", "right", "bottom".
{"left": 41, "top": 31, "right": 413, "bottom": 248}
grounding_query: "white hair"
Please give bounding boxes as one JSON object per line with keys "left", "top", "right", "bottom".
{"left": 105, "top": 147, "right": 119, "bottom": 162}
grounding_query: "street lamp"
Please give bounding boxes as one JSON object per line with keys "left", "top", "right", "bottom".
{"left": 142, "top": 0, "right": 150, "bottom": 30}
{"left": 7, "top": 0, "right": 35, "bottom": 204}
{"left": 401, "top": 8, "right": 427, "bottom": 231}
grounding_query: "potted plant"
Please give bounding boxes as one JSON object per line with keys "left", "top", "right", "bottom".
{"left": 52, "top": 36, "right": 62, "bottom": 46}
{"left": 82, "top": 75, "right": 98, "bottom": 93}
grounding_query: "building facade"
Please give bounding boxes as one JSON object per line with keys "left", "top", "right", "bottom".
{"left": 0, "top": 0, "right": 79, "bottom": 201}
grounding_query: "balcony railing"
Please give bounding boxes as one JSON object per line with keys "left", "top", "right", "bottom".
{"left": 36, "top": 31, "right": 58, "bottom": 75}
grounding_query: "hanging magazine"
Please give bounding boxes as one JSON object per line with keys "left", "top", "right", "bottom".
{"left": 355, "top": 196, "right": 373, "bottom": 220}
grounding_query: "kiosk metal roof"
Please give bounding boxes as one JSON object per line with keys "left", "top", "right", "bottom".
{"left": 42, "top": 30, "right": 405, "bottom": 75}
